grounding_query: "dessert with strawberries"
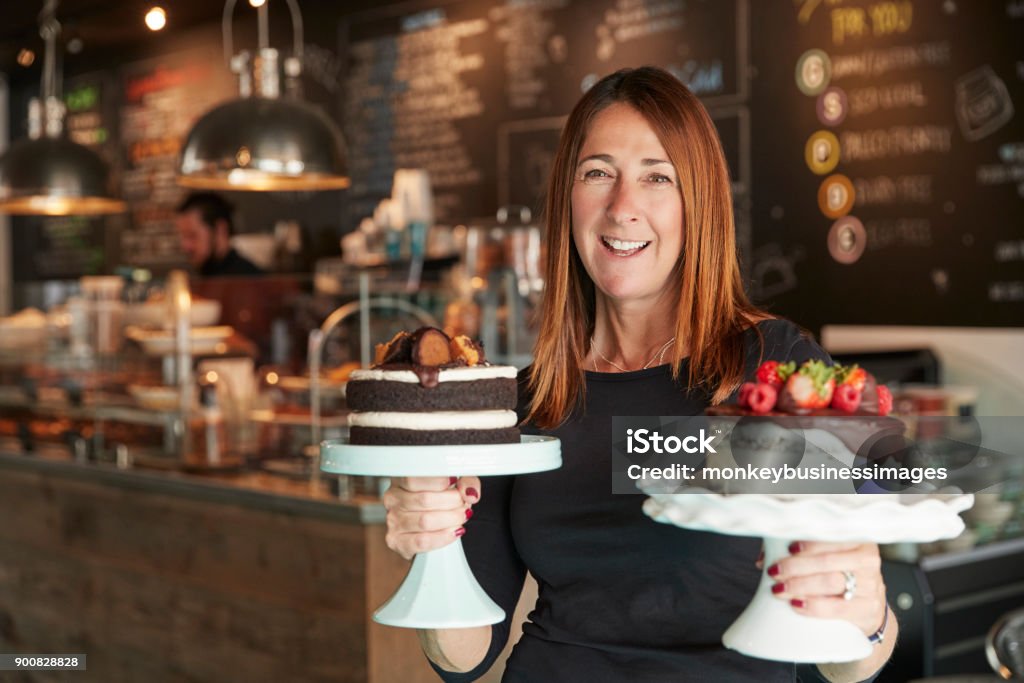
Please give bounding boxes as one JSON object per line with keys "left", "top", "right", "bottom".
{"left": 706, "top": 359, "right": 902, "bottom": 477}
{"left": 726, "top": 360, "right": 893, "bottom": 417}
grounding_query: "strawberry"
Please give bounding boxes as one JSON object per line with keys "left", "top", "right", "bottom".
{"left": 756, "top": 360, "right": 796, "bottom": 389}
{"left": 738, "top": 382, "right": 757, "bottom": 407}
{"left": 778, "top": 360, "right": 836, "bottom": 411}
{"left": 831, "top": 383, "right": 862, "bottom": 413}
{"left": 876, "top": 385, "right": 893, "bottom": 416}
{"left": 748, "top": 383, "right": 778, "bottom": 414}
{"left": 836, "top": 364, "right": 867, "bottom": 392}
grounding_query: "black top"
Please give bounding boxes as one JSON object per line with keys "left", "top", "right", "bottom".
{"left": 430, "top": 320, "right": 882, "bottom": 682}
{"left": 199, "top": 248, "right": 264, "bottom": 277}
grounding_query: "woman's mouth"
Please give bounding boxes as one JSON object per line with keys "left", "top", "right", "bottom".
{"left": 601, "top": 236, "right": 651, "bottom": 257}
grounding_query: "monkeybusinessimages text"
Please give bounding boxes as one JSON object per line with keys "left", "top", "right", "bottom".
{"left": 624, "top": 428, "right": 949, "bottom": 486}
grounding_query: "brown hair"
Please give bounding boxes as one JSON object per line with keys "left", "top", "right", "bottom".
{"left": 526, "top": 66, "right": 768, "bottom": 429}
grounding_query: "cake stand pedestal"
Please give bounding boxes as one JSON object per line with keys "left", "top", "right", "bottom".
{"left": 642, "top": 492, "right": 974, "bottom": 662}
{"left": 321, "top": 435, "right": 560, "bottom": 629}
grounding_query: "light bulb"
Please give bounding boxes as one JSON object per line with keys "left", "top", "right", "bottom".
{"left": 145, "top": 7, "right": 167, "bottom": 31}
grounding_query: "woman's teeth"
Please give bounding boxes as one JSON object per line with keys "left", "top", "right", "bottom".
{"left": 601, "top": 237, "right": 650, "bottom": 255}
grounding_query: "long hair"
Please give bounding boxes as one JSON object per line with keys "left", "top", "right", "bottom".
{"left": 526, "top": 66, "right": 767, "bottom": 429}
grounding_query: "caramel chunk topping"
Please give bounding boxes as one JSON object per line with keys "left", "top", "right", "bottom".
{"left": 450, "top": 335, "right": 485, "bottom": 366}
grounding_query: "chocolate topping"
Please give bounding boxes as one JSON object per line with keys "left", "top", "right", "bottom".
{"left": 372, "top": 327, "right": 493, "bottom": 387}
{"left": 378, "top": 331, "right": 414, "bottom": 365}
{"left": 410, "top": 327, "right": 452, "bottom": 366}
{"left": 414, "top": 365, "right": 440, "bottom": 388}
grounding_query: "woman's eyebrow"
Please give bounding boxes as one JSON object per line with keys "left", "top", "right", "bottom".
{"left": 577, "top": 153, "right": 614, "bottom": 166}
{"left": 576, "top": 154, "right": 672, "bottom": 166}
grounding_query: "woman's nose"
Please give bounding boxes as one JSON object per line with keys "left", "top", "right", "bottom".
{"left": 606, "top": 180, "right": 640, "bottom": 225}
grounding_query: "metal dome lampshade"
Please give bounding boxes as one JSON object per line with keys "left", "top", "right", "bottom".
{"left": 0, "top": 1, "right": 125, "bottom": 215}
{"left": 178, "top": 0, "right": 349, "bottom": 191}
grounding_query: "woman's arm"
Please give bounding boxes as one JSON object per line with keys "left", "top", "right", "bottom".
{"left": 814, "top": 605, "right": 897, "bottom": 683}
{"left": 417, "top": 626, "right": 492, "bottom": 673}
{"left": 383, "top": 474, "right": 527, "bottom": 680}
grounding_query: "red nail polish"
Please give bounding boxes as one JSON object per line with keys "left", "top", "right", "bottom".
{"left": 465, "top": 508, "right": 474, "bottom": 520}
{"left": 788, "top": 542, "right": 802, "bottom": 554}
{"left": 449, "top": 476, "right": 458, "bottom": 486}
{"left": 454, "top": 527, "right": 466, "bottom": 537}
{"left": 790, "top": 599, "right": 805, "bottom": 608}
{"left": 466, "top": 487, "right": 479, "bottom": 500}
{"left": 771, "top": 583, "right": 785, "bottom": 594}
{"left": 767, "top": 564, "right": 780, "bottom": 577}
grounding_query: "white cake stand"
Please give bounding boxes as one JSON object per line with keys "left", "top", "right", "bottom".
{"left": 321, "top": 435, "right": 561, "bottom": 629}
{"left": 643, "top": 491, "right": 975, "bottom": 663}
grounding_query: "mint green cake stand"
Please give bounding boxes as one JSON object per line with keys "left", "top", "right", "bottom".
{"left": 321, "top": 435, "right": 561, "bottom": 628}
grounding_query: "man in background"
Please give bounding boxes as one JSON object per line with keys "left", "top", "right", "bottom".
{"left": 175, "top": 192, "right": 264, "bottom": 277}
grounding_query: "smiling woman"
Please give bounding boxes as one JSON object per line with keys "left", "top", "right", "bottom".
{"left": 383, "top": 67, "right": 896, "bottom": 683}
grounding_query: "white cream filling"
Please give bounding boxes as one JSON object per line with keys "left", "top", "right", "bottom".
{"left": 348, "top": 409, "right": 518, "bottom": 431}
{"left": 349, "top": 365, "right": 518, "bottom": 384}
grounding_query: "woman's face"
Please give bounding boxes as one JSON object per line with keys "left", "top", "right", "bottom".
{"left": 571, "top": 102, "right": 683, "bottom": 307}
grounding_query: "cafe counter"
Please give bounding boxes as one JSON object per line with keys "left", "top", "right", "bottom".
{"left": 0, "top": 448, "right": 442, "bottom": 682}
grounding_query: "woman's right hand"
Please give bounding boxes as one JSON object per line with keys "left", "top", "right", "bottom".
{"left": 382, "top": 476, "right": 481, "bottom": 560}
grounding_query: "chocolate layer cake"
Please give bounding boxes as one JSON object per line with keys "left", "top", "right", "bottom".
{"left": 346, "top": 327, "right": 520, "bottom": 446}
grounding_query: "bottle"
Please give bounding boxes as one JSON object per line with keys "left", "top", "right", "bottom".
{"left": 194, "top": 373, "right": 226, "bottom": 467}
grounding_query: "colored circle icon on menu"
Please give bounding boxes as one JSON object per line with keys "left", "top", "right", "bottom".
{"left": 817, "top": 86, "right": 848, "bottom": 127}
{"left": 828, "top": 216, "right": 867, "bottom": 264}
{"left": 795, "top": 49, "right": 831, "bottom": 96}
{"left": 818, "top": 174, "right": 855, "bottom": 219}
{"left": 805, "top": 131, "right": 841, "bottom": 175}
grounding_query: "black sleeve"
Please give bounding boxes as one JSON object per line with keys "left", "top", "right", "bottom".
{"left": 744, "top": 320, "right": 831, "bottom": 375}
{"left": 429, "top": 473, "right": 528, "bottom": 682}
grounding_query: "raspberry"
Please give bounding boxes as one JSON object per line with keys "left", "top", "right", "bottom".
{"left": 738, "top": 382, "right": 757, "bottom": 407}
{"left": 748, "top": 383, "right": 778, "bottom": 414}
{"left": 831, "top": 384, "right": 862, "bottom": 413}
{"left": 877, "top": 385, "right": 893, "bottom": 416}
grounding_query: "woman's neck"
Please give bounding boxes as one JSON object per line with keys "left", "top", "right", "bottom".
{"left": 588, "top": 296, "right": 681, "bottom": 372}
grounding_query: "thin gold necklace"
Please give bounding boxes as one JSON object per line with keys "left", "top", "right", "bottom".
{"left": 590, "top": 336, "right": 676, "bottom": 372}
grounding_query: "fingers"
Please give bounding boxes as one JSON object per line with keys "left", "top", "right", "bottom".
{"left": 382, "top": 476, "right": 481, "bottom": 561}
{"left": 767, "top": 542, "right": 888, "bottom": 636}
{"left": 771, "top": 570, "right": 880, "bottom": 602}
{"left": 766, "top": 542, "right": 881, "bottom": 581}
{"left": 456, "top": 475, "right": 482, "bottom": 504}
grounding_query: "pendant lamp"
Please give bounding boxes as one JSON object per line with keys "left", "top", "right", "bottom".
{"left": 178, "top": 0, "right": 349, "bottom": 191}
{"left": 0, "top": 0, "right": 126, "bottom": 215}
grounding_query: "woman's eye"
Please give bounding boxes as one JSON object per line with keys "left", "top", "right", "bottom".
{"left": 647, "top": 173, "right": 674, "bottom": 184}
{"left": 582, "top": 168, "right": 611, "bottom": 179}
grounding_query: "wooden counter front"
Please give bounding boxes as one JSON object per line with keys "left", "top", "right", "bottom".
{"left": 0, "top": 452, "right": 444, "bottom": 682}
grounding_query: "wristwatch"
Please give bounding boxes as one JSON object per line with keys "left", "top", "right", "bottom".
{"left": 868, "top": 606, "right": 890, "bottom": 645}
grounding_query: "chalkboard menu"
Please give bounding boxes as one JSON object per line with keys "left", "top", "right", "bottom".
{"left": 748, "top": 1, "right": 1024, "bottom": 328}
{"left": 118, "top": 49, "right": 235, "bottom": 271}
{"left": 341, "top": 0, "right": 748, "bottom": 227}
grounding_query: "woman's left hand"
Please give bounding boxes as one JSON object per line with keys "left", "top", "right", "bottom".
{"left": 765, "top": 541, "right": 887, "bottom": 636}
